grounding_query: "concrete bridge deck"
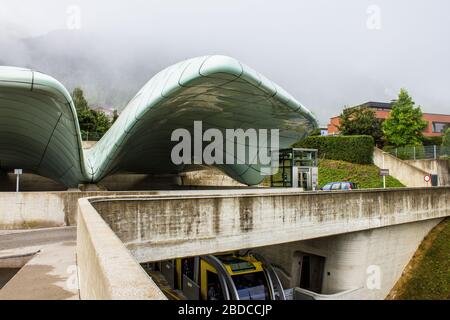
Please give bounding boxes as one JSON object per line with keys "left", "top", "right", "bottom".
{"left": 88, "top": 187, "right": 449, "bottom": 262}
{"left": 76, "top": 187, "right": 450, "bottom": 300}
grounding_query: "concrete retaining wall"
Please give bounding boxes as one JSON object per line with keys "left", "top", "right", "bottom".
{"left": 0, "top": 252, "right": 36, "bottom": 268}
{"left": 405, "top": 159, "right": 450, "bottom": 186}
{"left": 255, "top": 219, "right": 441, "bottom": 300}
{"left": 75, "top": 188, "right": 450, "bottom": 300}
{"left": 0, "top": 172, "right": 66, "bottom": 192}
{"left": 99, "top": 169, "right": 247, "bottom": 190}
{"left": 0, "top": 191, "right": 161, "bottom": 229}
{"left": 0, "top": 192, "right": 67, "bottom": 229}
{"left": 89, "top": 187, "right": 450, "bottom": 263}
{"left": 180, "top": 169, "right": 246, "bottom": 187}
{"left": 0, "top": 188, "right": 272, "bottom": 230}
{"left": 294, "top": 287, "right": 364, "bottom": 300}
{"left": 0, "top": 168, "right": 253, "bottom": 230}
{"left": 373, "top": 148, "right": 430, "bottom": 187}
{"left": 77, "top": 198, "right": 166, "bottom": 300}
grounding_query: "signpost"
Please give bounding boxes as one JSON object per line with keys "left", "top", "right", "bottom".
{"left": 381, "top": 153, "right": 389, "bottom": 189}
{"left": 424, "top": 174, "right": 431, "bottom": 187}
{"left": 379, "top": 169, "right": 390, "bottom": 189}
{"left": 14, "top": 169, "right": 22, "bottom": 192}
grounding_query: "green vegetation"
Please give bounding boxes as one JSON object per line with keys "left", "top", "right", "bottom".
{"left": 72, "top": 87, "right": 117, "bottom": 140}
{"left": 295, "top": 135, "right": 374, "bottom": 164}
{"left": 423, "top": 135, "right": 443, "bottom": 146}
{"left": 382, "top": 89, "right": 428, "bottom": 147}
{"left": 318, "top": 159, "right": 404, "bottom": 189}
{"left": 443, "top": 128, "right": 450, "bottom": 148}
{"left": 382, "top": 144, "right": 428, "bottom": 160}
{"left": 388, "top": 218, "right": 450, "bottom": 300}
{"left": 308, "top": 128, "right": 324, "bottom": 136}
{"left": 72, "top": 87, "right": 88, "bottom": 110}
{"left": 338, "top": 106, "right": 383, "bottom": 146}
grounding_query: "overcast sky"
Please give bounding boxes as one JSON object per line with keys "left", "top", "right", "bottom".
{"left": 1, "top": 0, "right": 449, "bottom": 125}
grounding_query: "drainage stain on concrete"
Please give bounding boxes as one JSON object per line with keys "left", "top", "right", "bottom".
{"left": 0, "top": 264, "right": 75, "bottom": 300}
{"left": 61, "top": 241, "right": 76, "bottom": 247}
{"left": 213, "top": 198, "right": 221, "bottom": 234}
{"left": 239, "top": 197, "right": 254, "bottom": 232}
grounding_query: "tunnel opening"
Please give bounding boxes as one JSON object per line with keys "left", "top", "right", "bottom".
{"left": 0, "top": 268, "right": 21, "bottom": 289}
{"left": 298, "top": 253, "right": 326, "bottom": 294}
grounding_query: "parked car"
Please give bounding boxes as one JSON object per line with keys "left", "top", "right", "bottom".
{"left": 321, "top": 182, "right": 358, "bottom": 191}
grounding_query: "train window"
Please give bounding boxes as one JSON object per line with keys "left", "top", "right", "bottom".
{"left": 217, "top": 256, "right": 256, "bottom": 273}
{"left": 182, "top": 258, "right": 195, "bottom": 280}
{"left": 232, "top": 272, "right": 270, "bottom": 300}
{"left": 206, "top": 271, "right": 224, "bottom": 300}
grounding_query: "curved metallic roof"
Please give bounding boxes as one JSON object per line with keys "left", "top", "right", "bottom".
{"left": 0, "top": 55, "right": 317, "bottom": 187}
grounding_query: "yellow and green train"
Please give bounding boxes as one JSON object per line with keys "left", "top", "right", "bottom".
{"left": 156, "top": 252, "right": 285, "bottom": 300}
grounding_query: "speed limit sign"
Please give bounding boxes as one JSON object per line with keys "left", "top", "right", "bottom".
{"left": 424, "top": 175, "right": 431, "bottom": 183}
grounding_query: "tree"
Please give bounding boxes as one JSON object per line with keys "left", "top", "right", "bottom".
{"left": 112, "top": 109, "right": 119, "bottom": 124}
{"left": 72, "top": 87, "right": 88, "bottom": 111}
{"left": 308, "top": 128, "right": 323, "bottom": 136}
{"left": 382, "top": 89, "right": 428, "bottom": 147}
{"left": 71, "top": 87, "right": 113, "bottom": 139}
{"left": 92, "top": 109, "right": 111, "bottom": 134}
{"left": 443, "top": 128, "right": 450, "bottom": 148}
{"left": 338, "top": 106, "right": 383, "bottom": 145}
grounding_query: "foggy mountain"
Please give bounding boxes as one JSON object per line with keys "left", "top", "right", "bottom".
{"left": 3, "top": 30, "right": 170, "bottom": 109}
{"left": 0, "top": 28, "right": 393, "bottom": 122}
{"left": 1, "top": 0, "right": 450, "bottom": 125}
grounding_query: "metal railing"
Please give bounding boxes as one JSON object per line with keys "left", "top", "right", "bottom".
{"left": 384, "top": 145, "right": 450, "bottom": 160}
{"left": 80, "top": 131, "right": 104, "bottom": 141}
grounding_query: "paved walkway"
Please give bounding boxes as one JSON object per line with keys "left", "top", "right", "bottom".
{"left": 0, "top": 227, "right": 79, "bottom": 300}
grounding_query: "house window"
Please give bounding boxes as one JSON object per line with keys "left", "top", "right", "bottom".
{"left": 432, "top": 122, "right": 450, "bottom": 133}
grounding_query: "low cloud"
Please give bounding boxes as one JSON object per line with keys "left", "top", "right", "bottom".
{"left": 1, "top": 0, "right": 449, "bottom": 125}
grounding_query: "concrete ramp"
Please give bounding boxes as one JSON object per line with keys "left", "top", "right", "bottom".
{"left": 373, "top": 148, "right": 430, "bottom": 187}
{"left": 0, "top": 228, "right": 79, "bottom": 300}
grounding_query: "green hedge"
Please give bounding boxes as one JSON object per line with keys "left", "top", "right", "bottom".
{"left": 294, "top": 135, "right": 374, "bottom": 164}
{"left": 423, "top": 136, "right": 443, "bottom": 146}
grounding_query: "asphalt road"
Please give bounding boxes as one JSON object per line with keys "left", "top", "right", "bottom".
{"left": 0, "top": 227, "right": 76, "bottom": 251}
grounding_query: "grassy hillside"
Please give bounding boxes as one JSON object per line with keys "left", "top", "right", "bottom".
{"left": 318, "top": 159, "right": 405, "bottom": 189}
{"left": 387, "top": 218, "right": 450, "bottom": 300}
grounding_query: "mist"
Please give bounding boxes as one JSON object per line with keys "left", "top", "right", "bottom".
{"left": 1, "top": 0, "right": 449, "bottom": 125}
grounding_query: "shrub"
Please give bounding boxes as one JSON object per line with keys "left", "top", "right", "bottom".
{"left": 443, "top": 128, "right": 450, "bottom": 148}
{"left": 338, "top": 106, "right": 383, "bottom": 146}
{"left": 423, "top": 136, "right": 443, "bottom": 146}
{"left": 294, "top": 135, "right": 374, "bottom": 164}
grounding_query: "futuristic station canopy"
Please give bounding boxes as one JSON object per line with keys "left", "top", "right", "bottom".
{"left": 0, "top": 55, "right": 317, "bottom": 187}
